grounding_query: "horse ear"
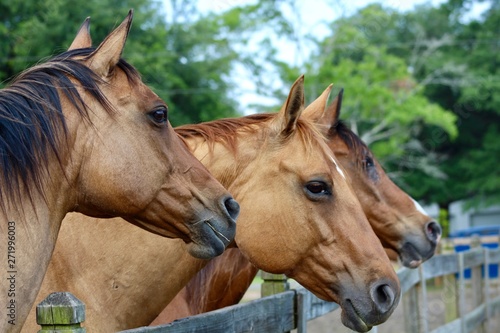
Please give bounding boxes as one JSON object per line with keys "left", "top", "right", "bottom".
{"left": 87, "top": 10, "right": 133, "bottom": 77}
{"left": 302, "top": 83, "right": 333, "bottom": 123}
{"left": 306, "top": 88, "right": 343, "bottom": 136}
{"left": 276, "top": 75, "right": 305, "bottom": 137}
{"left": 68, "top": 17, "right": 92, "bottom": 50}
{"left": 328, "top": 88, "right": 344, "bottom": 127}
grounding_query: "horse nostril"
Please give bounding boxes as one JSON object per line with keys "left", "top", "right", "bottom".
{"left": 223, "top": 197, "right": 240, "bottom": 221}
{"left": 370, "top": 283, "right": 396, "bottom": 314}
{"left": 425, "top": 221, "right": 442, "bottom": 244}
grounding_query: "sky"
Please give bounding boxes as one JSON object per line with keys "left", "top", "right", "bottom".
{"left": 167, "top": 0, "right": 490, "bottom": 113}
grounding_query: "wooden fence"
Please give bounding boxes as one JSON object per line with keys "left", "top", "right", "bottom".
{"left": 36, "top": 242, "right": 500, "bottom": 333}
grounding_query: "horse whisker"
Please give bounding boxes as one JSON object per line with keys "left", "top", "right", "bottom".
{"left": 205, "top": 220, "right": 230, "bottom": 243}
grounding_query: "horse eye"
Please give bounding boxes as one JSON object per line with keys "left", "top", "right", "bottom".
{"left": 363, "top": 155, "right": 380, "bottom": 182}
{"left": 364, "top": 156, "right": 375, "bottom": 169}
{"left": 305, "top": 181, "right": 331, "bottom": 196}
{"left": 149, "top": 107, "right": 168, "bottom": 124}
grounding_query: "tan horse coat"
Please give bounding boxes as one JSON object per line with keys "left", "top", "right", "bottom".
{"left": 24, "top": 78, "right": 400, "bottom": 333}
{"left": 153, "top": 89, "right": 442, "bottom": 324}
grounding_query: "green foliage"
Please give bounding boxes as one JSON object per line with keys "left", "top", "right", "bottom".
{"left": 462, "top": 125, "right": 500, "bottom": 207}
{"left": 439, "top": 208, "right": 450, "bottom": 238}
{"left": 0, "top": 0, "right": 253, "bottom": 125}
{"left": 278, "top": 4, "right": 458, "bottom": 185}
{"left": 396, "top": 0, "right": 500, "bottom": 208}
{"left": 288, "top": 0, "right": 498, "bottom": 209}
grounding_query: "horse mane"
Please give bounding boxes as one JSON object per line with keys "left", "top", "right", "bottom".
{"left": 333, "top": 120, "right": 373, "bottom": 169}
{"left": 176, "top": 112, "right": 326, "bottom": 156}
{"left": 176, "top": 113, "right": 273, "bottom": 153}
{"left": 0, "top": 47, "right": 141, "bottom": 210}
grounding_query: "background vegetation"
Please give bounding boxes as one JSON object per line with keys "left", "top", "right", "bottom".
{"left": 1, "top": 0, "right": 498, "bottom": 234}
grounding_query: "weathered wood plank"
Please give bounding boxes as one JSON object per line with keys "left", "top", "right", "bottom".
{"left": 470, "top": 237, "right": 486, "bottom": 333}
{"left": 421, "top": 254, "right": 458, "bottom": 279}
{"left": 107, "top": 251, "right": 500, "bottom": 333}
{"left": 458, "top": 252, "right": 467, "bottom": 333}
{"left": 296, "top": 290, "right": 307, "bottom": 333}
{"left": 430, "top": 318, "right": 461, "bottom": 333}
{"left": 295, "top": 288, "right": 339, "bottom": 321}
{"left": 483, "top": 250, "right": 491, "bottom": 326}
{"left": 403, "top": 286, "right": 420, "bottom": 333}
{"left": 443, "top": 273, "right": 458, "bottom": 323}
{"left": 463, "top": 248, "right": 485, "bottom": 269}
{"left": 397, "top": 267, "right": 420, "bottom": 293}
{"left": 120, "top": 291, "right": 296, "bottom": 333}
{"left": 418, "top": 266, "right": 429, "bottom": 333}
{"left": 487, "top": 248, "right": 500, "bottom": 263}
{"left": 261, "top": 272, "right": 290, "bottom": 297}
{"left": 464, "top": 304, "right": 486, "bottom": 333}
{"left": 490, "top": 295, "right": 500, "bottom": 316}
{"left": 432, "top": 295, "right": 500, "bottom": 333}
{"left": 36, "top": 292, "right": 86, "bottom": 333}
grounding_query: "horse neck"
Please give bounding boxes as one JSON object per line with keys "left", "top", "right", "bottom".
{"left": 0, "top": 182, "right": 71, "bottom": 332}
{"left": 0, "top": 92, "right": 79, "bottom": 332}
{"left": 28, "top": 215, "right": 210, "bottom": 332}
{"left": 0, "top": 185, "right": 69, "bottom": 266}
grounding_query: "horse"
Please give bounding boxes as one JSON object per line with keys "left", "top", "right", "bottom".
{"left": 23, "top": 76, "right": 400, "bottom": 333}
{"left": 0, "top": 12, "right": 239, "bottom": 333}
{"left": 150, "top": 88, "right": 442, "bottom": 326}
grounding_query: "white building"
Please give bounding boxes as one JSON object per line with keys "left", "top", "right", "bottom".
{"left": 422, "top": 200, "right": 500, "bottom": 234}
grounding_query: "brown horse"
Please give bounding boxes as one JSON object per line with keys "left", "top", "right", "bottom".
{"left": 151, "top": 88, "right": 442, "bottom": 326}
{"left": 0, "top": 12, "right": 239, "bottom": 333}
{"left": 24, "top": 77, "right": 400, "bottom": 333}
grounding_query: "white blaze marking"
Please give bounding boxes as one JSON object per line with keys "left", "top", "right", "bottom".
{"left": 330, "top": 156, "right": 346, "bottom": 179}
{"left": 411, "top": 197, "right": 428, "bottom": 215}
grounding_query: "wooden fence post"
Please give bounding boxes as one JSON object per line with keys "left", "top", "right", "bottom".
{"left": 260, "top": 272, "right": 291, "bottom": 333}
{"left": 470, "top": 235, "right": 486, "bottom": 333}
{"left": 443, "top": 271, "right": 458, "bottom": 324}
{"left": 457, "top": 252, "right": 467, "bottom": 333}
{"left": 37, "top": 292, "right": 86, "bottom": 333}
{"left": 441, "top": 237, "right": 459, "bottom": 324}
{"left": 403, "top": 285, "right": 420, "bottom": 333}
{"left": 260, "top": 272, "right": 289, "bottom": 297}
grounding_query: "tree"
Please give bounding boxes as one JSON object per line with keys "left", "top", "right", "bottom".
{"left": 384, "top": 0, "right": 500, "bottom": 212}
{"left": 1, "top": 0, "right": 287, "bottom": 125}
{"left": 274, "top": 4, "right": 457, "bottom": 184}
{"left": 308, "top": 0, "right": 500, "bottom": 230}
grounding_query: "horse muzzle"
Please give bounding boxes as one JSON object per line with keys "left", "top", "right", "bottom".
{"left": 186, "top": 196, "right": 239, "bottom": 259}
{"left": 340, "top": 278, "right": 400, "bottom": 332}
{"left": 399, "top": 220, "right": 442, "bottom": 268}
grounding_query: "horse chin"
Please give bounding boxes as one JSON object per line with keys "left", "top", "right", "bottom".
{"left": 186, "top": 238, "right": 226, "bottom": 259}
{"left": 185, "top": 218, "right": 236, "bottom": 259}
{"left": 340, "top": 300, "right": 372, "bottom": 332}
{"left": 399, "top": 242, "right": 426, "bottom": 268}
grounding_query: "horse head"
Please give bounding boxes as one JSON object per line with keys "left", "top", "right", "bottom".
{"left": 232, "top": 76, "right": 400, "bottom": 332}
{"left": 306, "top": 89, "right": 441, "bottom": 268}
{"left": 60, "top": 12, "right": 240, "bottom": 258}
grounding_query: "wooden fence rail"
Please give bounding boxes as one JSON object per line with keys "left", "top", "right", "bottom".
{"left": 36, "top": 246, "right": 500, "bottom": 333}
